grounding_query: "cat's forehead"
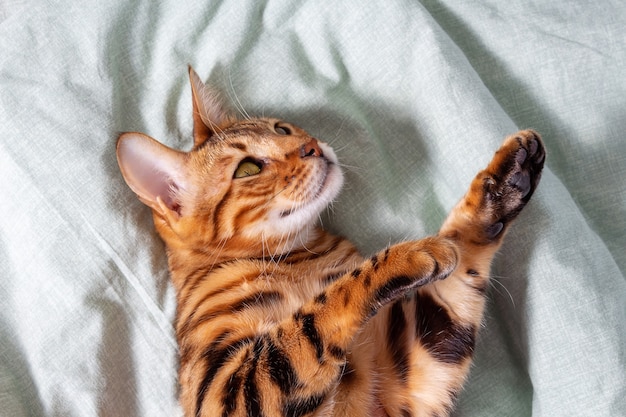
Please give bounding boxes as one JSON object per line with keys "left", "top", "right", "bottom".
{"left": 218, "top": 118, "right": 309, "bottom": 150}
{"left": 222, "top": 117, "right": 307, "bottom": 136}
{"left": 191, "top": 117, "right": 312, "bottom": 163}
{"left": 222, "top": 118, "right": 273, "bottom": 136}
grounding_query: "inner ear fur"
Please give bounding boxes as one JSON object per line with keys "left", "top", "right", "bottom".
{"left": 116, "top": 132, "right": 189, "bottom": 218}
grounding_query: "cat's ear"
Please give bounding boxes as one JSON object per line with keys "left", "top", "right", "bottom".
{"left": 116, "top": 132, "right": 189, "bottom": 220}
{"left": 189, "top": 66, "right": 234, "bottom": 147}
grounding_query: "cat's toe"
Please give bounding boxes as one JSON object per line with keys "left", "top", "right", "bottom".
{"left": 510, "top": 130, "right": 545, "bottom": 201}
{"left": 440, "top": 130, "right": 545, "bottom": 245}
{"left": 476, "top": 130, "right": 545, "bottom": 240}
{"left": 489, "top": 130, "right": 545, "bottom": 203}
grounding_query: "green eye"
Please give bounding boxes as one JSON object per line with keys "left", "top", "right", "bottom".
{"left": 274, "top": 123, "right": 291, "bottom": 135}
{"left": 234, "top": 159, "right": 262, "bottom": 178}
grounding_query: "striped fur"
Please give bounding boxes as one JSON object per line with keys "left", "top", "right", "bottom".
{"left": 116, "top": 68, "right": 544, "bottom": 417}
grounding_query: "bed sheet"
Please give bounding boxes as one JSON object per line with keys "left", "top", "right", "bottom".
{"left": 1, "top": 1, "right": 625, "bottom": 416}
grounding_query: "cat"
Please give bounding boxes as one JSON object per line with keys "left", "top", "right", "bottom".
{"left": 116, "top": 67, "right": 544, "bottom": 417}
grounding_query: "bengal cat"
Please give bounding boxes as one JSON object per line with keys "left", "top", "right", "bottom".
{"left": 116, "top": 68, "right": 545, "bottom": 417}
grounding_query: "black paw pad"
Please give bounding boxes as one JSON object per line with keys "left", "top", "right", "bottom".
{"left": 508, "top": 171, "right": 531, "bottom": 197}
{"left": 481, "top": 130, "right": 545, "bottom": 241}
{"left": 485, "top": 222, "right": 504, "bottom": 239}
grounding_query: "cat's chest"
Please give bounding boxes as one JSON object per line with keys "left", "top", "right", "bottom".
{"left": 256, "top": 263, "right": 336, "bottom": 302}
{"left": 237, "top": 258, "right": 357, "bottom": 323}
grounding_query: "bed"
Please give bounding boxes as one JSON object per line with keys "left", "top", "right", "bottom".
{"left": 1, "top": 1, "right": 624, "bottom": 416}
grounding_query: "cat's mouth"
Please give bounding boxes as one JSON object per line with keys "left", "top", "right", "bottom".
{"left": 279, "top": 157, "right": 340, "bottom": 218}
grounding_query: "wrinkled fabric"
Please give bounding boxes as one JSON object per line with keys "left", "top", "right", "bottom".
{"left": 1, "top": 1, "right": 624, "bottom": 416}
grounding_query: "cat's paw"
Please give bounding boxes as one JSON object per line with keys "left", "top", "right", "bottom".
{"left": 369, "top": 237, "right": 459, "bottom": 306}
{"left": 401, "top": 236, "right": 459, "bottom": 283}
{"left": 478, "top": 129, "right": 545, "bottom": 240}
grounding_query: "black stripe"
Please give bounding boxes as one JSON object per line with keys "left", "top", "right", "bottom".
{"left": 314, "top": 291, "right": 327, "bottom": 304}
{"left": 275, "top": 235, "right": 346, "bottom": 265}
{"left": 298, "top": 313, "right": 324, "bottom": 361}
{"left": 414, "top": 292, "right": 475, "bottom": 364}
{"left": 322, "top": 272, "right": 344, "bottom": 284}
{"left": 327, "top": 344, "right": 346, "bottom": 360}
{"left": 186, "top": 291, "right": 283, "bottom": 334}
{"left": 373, "top": 276, "right": 413, "bottom": 306}
{"left": 230, "top": 291, "right": 283, "bottom": 313}
{"left": 283, "top": 394, "right": 325, "bottom": 417}
{"left": 176, "top": 265, "right": 226, "bottom": 332}
{"left": 387, "top": 300, "right": 410, "bottom": 382}
{"left": 363, "top": 274, "right": 372, "bottom": 288}
{"left": 343, "top": 291, "right": 351, "bottom": 308}
{"left": 195, "top": 335, "right": 252, "bottom": 417}
{"left": 178, "top": 278, "right": 243, "bottom": 336}
{"left": 212, "top": 188, "right": 232, "bottom": 234}
{"left": 244, "top": 352, "right": 263, "bottom": 417}
{"left": 224, "top": 124, "right": 267, "bottom": 137}
{"left": 229, "top": 142, "right": 247, "bottom": 151}
{"left": 370, "top": 254, "right": 379, "bottom": 271}
{"left": 221, "top": 362, "right": 244, "bottom": 417}
{"left": 431, "top": 259, "right": 441, "bottom": 279}
{"left": 180, "top": 265, "right": 216, "bottom": 297}
{"left": 266, "top": 337, "right": 297, "bottom": 394}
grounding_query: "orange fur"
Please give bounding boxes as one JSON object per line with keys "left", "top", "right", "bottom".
{"left": 116, "top": 68, "right": 544, "bottom": 417}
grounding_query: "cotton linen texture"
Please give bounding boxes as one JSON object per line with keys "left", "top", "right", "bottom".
{"left": 0, "top": 1, "right": 624, "bottom": 416}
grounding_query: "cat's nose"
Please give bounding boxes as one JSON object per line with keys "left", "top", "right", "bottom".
{"left": 300, "top": 138, "right": 323, "bottom": 158}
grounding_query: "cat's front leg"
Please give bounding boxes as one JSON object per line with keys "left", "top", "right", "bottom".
{"left": 376, "top": 130, "right": 545, "bottom": 417}
{"left": 439, "top": 129, "right": 545, "bottom": 276}
{"left": 274, "top": 236, "right": 458, "bottom": 416}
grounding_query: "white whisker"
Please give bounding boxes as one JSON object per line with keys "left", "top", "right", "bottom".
{"left": 227, "top": 69, "right": 252, "bottom": 121}
{"left": 489, "top": 275, "right": 516, "bottom": 308}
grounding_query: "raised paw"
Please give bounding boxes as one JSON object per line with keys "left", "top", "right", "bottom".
{"left": 479, "top": 130, "right": 545, "bottom": 240}
{"left": 490, "top": 130, "right": 544, "bottom": 200}
{"left": 448, "top": 129, "right": 545, "bottom": 243}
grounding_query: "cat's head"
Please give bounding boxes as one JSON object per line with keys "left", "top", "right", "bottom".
{"left": 116, "top": 68, "right": 343, "bottom": 257}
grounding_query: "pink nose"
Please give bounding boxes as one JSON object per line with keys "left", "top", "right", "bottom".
{"left": 301, "top": 138, "right": 323, "bottom": 158}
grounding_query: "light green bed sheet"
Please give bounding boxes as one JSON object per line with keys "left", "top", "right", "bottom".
{"left": 1, "top": 1, "right": 624, "bottom": 416}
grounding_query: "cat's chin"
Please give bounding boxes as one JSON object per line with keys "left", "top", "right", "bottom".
{"left": 244, "top": 161, "right": 343, "bottom": 243}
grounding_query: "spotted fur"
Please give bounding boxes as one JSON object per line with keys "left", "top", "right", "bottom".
{"left": 116, "top": 68, "right": 544, "bottom": 417}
